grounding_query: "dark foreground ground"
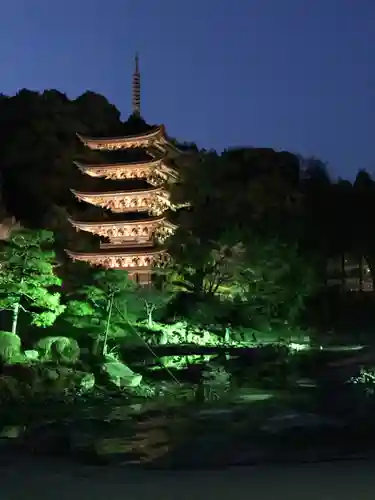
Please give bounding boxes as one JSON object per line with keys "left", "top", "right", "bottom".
{"left": 1, "top": 455, "right": 375, "bottom": 500}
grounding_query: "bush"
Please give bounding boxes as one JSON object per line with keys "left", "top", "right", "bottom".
{"left": 201, "top": 364, "right": 232, "bottom": 401}
{"left": 0, "top": 331, "right": 21, "bottom": 364}
{"left": 34, "top": 336, "right": 80, "bottom": 364}
{"left": 0, "top": 364, "right": 95, "bottom": 402}
{"left": 348, "top": 367, "right": 375, "bottom": 397}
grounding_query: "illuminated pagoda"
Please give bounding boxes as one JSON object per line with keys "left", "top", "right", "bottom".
{"left": 66, "top": 54, "right": 185, "bottom": 285}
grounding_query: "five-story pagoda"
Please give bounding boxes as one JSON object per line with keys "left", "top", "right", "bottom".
{"left": 66, "top": 55, "right": 184, "bottom": 285}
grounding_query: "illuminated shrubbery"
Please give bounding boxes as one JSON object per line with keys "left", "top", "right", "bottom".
{"left": 348, "top": 367, "right": 375, "bottom": 396}
{"left": 0, "top": 229, "right": 65, "bottom": 335}
{"left": 0, "top": 331, "right": 21, "bottom": 364}
{"left": 34, "top": 336, "right": 80, "bottom": 364}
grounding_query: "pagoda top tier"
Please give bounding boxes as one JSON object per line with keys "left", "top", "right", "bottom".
{"left": 76, "top": 125, "right": 182, "bottom": 157}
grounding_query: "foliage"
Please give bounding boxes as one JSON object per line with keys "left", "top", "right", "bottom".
{"left": 64, "top": 267, "right": 135, "bottom": 351}
{"left": 168, "top": 148, "right": 317, "bottom": 328}
{"left": 0, "top": 229, "right": 65, "bottom": 334}
{"left": 1, "top": 86, "right": 374, "bottom": 338}
{"left": 0, "top": 364, "right": 95, "bottom": 403}
{"left": 348, "top": 367, "right": 375, "bottom": 397}
{"left": 0, "top": 331, "right": 21, "bottom": 363}
{"left": 64, "top": 264, "right": 175, "bottom": 353}
{"left": 201, "top": 364, "right": 232, "bottom": 401}
{"left": 229, "top": 237, "right": 317, "bottom": 326}
{"left": 65, "top": 267, "right": 150, "bottom": 350}
{"left": 140, "top": 321, "right": 218, "bottom": 346}
{"left": 34, "top": 336, "right": 80, "bottom": 364}
{"left": 0, "top": 89, "right": 124, "bottom": 226}
{"left": 134, "top": 286, "right": 174, "bottom": 327}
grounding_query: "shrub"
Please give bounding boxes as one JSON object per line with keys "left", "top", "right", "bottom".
{"left": 201, "top": 364, "right": 232, "bottom": 401}
{"left": 348, "top": 367, "right": 375, "bottom": 397}
{"left": 0, "top": 331, "right": 21, "bottom": 364}
{"left": 34, "top": 336, "right": 80, "bottom": 364}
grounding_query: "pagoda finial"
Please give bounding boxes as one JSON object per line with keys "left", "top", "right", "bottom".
{"left": 132, "top": 52, "right": 141, "bottom": 116}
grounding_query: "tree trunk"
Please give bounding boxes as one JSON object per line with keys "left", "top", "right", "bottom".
{"left": 11, "top": 301, "right": 20, "bottom": 335}
{"left": 103, "top": 292, "right": 115, "bottom": 355}
{"left": 146, "top": 304, "right": 154, "bottom": 329}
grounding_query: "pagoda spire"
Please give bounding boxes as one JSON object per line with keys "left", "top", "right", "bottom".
{"left": 132, "top": 52, "right": 141, "bottom": 116}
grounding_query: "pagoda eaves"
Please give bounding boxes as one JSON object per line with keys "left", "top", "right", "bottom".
{"left": 69, "top": 216, "right": 177, "bottom": 246}
{"left": 73, "top": 159, "right": 177, "bottom": 183}
{"left": 71, "top": 186, "right": 171, "bottom": 215}
{"left": 76, "top": 125, "right": 182, "bottom": 156}
{"left": 65, "top": 247, "right": 168, "bottom": 274}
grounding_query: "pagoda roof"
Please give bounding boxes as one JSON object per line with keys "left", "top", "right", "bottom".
{"left": 66, "top": 246, "right": 164, "bottom": 257}
{"left": 68, "top": 215, "right": 177, "bottom": 230}
{"left": 71, "top": 185, "right": 171, "bottom": 215}
{"left": 65, "top": 246, "right": 168, "bottom": 274}
{"left": 74, "top": 158, "right": 161, "bottom": 171}
{"left": 71, "top": 185, "right": 164, "bottom": 198}
{"left": 73, "top": 158, "right": 177, "bottom": 180}
{"left": 76, "top": 125, "right": 183, "bottom": 156}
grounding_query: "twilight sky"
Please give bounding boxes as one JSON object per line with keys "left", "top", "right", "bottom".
{"left": 1, "top": 0, "right": 374, "bottom": 180}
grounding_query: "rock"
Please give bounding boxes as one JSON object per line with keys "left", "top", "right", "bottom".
{"left": 102, "top": 361, "right": 142, "bottom": 389}
{"left": 79, "top": 372, "right": 95, "bottom": 392}
{"left": 233, "top": 388, "right": 275, "bottom": 403}
{"left": 43, "top": 367, "right": 60, "bottom": 382}
{"left": 0, "top": 425, "right": 25, "bottom": 439}
{"left": 24, "top": 350, "right": 39, "bottom": 361}
{"left": 296, "top": 378, "right": 317, "bottom": 388}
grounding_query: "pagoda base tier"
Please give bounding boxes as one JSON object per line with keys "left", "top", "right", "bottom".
{"left": 65, "top": 247, "right": 168, "bottom": 285}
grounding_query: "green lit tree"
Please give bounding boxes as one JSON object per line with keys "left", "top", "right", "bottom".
{"left": 0, "top": 229, "right": 65, "bottom": 334}
{"left": 134, "top": 285, "right": 174, "bottom": 328}
{"left": 229, "top": 237, "right": 317, "bottom": 327}
{"left": 65, "top": 267, "right": 174, "bottom": 353}
{"left": 65, "top": 267, "right": 142, "bottom": 354}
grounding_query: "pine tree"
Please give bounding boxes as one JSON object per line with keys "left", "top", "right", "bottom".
{"left": 0, "top": 229, "right": 65, "bottom": 334}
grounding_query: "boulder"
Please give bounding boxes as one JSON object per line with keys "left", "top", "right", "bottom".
{"left": 102, "top": 361, "right": 142, "bottom": 389}
{"left": 79, "top": 372, "right": 95, "bottom": 392}
{"left": 0, "top": 425, "right": 25, "bottom": 439}
{"left": 24, "top": 350, "right": 39, "bottom": 361}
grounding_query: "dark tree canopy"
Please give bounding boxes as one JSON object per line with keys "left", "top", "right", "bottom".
{"left": 1, "top": 87, "right": 375, "bottom": 334}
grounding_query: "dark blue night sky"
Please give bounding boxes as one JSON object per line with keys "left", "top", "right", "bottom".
{"left": 1, "top": 0, "right": 374, "bottom": 179}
